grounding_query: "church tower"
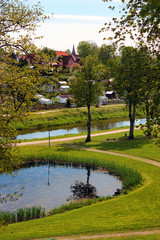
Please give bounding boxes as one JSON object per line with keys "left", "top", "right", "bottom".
{"left": 72, "top": 44, "right": 76, "bottom": 55}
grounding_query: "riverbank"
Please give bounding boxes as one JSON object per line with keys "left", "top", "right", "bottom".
{"left": 13, "top": 104, "right": 145, "bottom": 131}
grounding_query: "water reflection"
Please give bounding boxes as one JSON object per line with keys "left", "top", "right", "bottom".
{"left": 69, "top": 167, "right": 98, "bottom": 200}
{"left": 16, "top": 118, "right": 146, "bottom": 140}
{"left": 0, "top": 162, "right": 122, "bottom": 211}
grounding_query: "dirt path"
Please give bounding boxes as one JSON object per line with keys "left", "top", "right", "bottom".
{"left": 32, "top": 229, "right": 160, "bottom": 240}
{"left": 18, "top": 128, "right": 129, "bottom": 146}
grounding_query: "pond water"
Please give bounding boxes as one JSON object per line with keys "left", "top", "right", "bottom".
{"left": 0, "top": 162, "right": 122, "bottom": 211}
{"left": 17, "top": 118, "right": 146, "bottom": 140}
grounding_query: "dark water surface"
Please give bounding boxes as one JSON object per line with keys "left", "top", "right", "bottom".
{"left": 0, "top": 162, "right": 122, "bottom": 211}
{"left": 17, "top": 118, "right": 146, "bottom": 140}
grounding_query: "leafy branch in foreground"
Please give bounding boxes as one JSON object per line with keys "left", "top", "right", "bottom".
{"left": 102, "top": 0, "right": 160, "bottom": 51}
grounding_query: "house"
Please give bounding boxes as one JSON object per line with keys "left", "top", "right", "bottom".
{"left": 59, "top": 85, "right": 70, "bottom": 91}
{"left": 35, "top": 94, "right": 53, "bottom": 105}
{"left": 51, "top": 46, "right": 80, "bottom": 70}
{"left": 105, "top": 91, "right": 116, "bottom": 99}
{"left": 55, "top": 95, "right": 73, "bottom": 104}
{"left": 37, "top": 84, "right": 54, "bottom": 93}
{"left": 18, "top": 54, "right": 36, "bottom": 61}
{"left": 57, "top": 81, "right": 67, "bottom": 87}
{"left": 52, "top": 51, "right": 74, "bottom": 70}
{"left": 98, "top": 96, "right": 108, "bottom": 105}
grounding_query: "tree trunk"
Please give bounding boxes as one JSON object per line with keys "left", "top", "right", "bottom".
{"left": 129, "top": 101, "right": 135, "bottom": 139}
{"left": 86, "top": 105, "right": 91, "bottom": 142}
{"left": 145, "top": 99, "right": 152, "bottom": 136}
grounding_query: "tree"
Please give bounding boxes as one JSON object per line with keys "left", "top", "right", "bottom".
{"left": 141, "top": 53, "right": 160, "bottom": 138}
{"left": 102, "top": 0, "right": 160, "bottom": 139}
{"left": 71, "top": 55, "right": 103, "bottom": 142}
{"left": 102, "top": 0, "right": 160, "bottom": 50}
{"left": 40, "top": 47, "right": 56, "bottom": 61}
{"left": 65, "top": 49, "right": 72, "bottom": 55}
{"left": 98, "top": 44, "right": 116, "bottom": 65}
{"left": 113, "top": 46, "right": 147, "bottom": 139}
{"left": 77, "top": 41, "right": 98, "bottom": 58}
{"left": 0, "top": 0, "right": 46, "bottom": 52}
{"left": 0, "top": 0, "right": 45, "bottom": 221}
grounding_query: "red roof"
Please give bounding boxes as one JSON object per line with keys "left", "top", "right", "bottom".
{"left": 58, "top": 95, "right": 73, "bottom": 98}
{"left": 56, "top": 51, "right": 69, "bottom": 56}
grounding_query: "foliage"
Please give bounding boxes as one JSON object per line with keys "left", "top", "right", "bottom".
{"left": 40, "top": 47, "right": 56, "bottom": 61}
{"left": 71, "top": 55, "right": 103, "bottom": 141}
{"left": 0, "top": 0, "right": 46, "bottom": 225}
{"left": 102, "top": 0, "right": 160, "bottom": 51}
{"left": 77, "top": 41, "right": 98, "bottom": 58}
{"left": 112, "top": 46, "right": 151, "bottom": 139}
{"left": 98, "top": 44, "right": 116, "bottom": 65}
{"left": 0, "top": 0, "right": 46, "bottom": 52}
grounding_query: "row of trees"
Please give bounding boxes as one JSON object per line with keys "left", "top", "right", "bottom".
{"left": 71, "top": 44, "right": 160, "bottom": 142}
{"left": 71, "top": 0, "right": 160, "bottom": 142}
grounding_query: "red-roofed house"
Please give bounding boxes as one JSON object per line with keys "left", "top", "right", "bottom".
{"left": 51, "top": 51, "right": 74, "bottom": 70}
{"left": 52, "top": 46, "right": 80, "bottom": 70}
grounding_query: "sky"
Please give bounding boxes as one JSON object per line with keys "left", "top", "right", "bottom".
{"left": 28, "top": 0, "right": 130, "bottom": 52}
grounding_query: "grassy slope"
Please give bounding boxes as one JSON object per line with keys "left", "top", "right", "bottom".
{"left": 12, "top": 104, "right": 144, "bottom": 131}
{"left": 0, "top": 134, "right": 160, "bottom": 240}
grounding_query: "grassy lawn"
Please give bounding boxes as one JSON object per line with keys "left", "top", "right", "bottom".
{"left": 0, "top": 130, "right": 160, "bottom": 240}
{"left": 80, "top": 129, "right": 160, "bottom": 162}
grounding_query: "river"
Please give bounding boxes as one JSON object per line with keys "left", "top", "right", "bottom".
{"left": 17, "top": 118, "right": 146, "bottom": 140}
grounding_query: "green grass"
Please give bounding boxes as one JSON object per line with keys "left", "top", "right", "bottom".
{"left": 0, "top": 138, "right": 160, "bottom": 239}
{"left": 82, "top": 129, "right": 160, "bottom": 162}
{"left": 12, "top": 104, "right": 144, "bottom": 131}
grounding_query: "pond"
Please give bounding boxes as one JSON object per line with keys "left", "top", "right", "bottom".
{"left": 17, "top": 118, "right": 146, "bottom": 140}
{"left": 0, "top": 162, "right": 122, "bottom": 212}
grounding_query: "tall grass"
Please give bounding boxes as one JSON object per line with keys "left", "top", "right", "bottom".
{"left": 0, "top": 206, "right": 46, "bottom": 224}
{"left": 21, "top": 146, "right": 143, "bottom": 191}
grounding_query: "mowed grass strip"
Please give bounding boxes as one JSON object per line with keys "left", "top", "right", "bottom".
{"left": 0, "top": 144, "right": 160, "bottom": 240}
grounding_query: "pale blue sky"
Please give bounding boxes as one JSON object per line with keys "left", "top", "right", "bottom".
{"left": 29, "top": 0, "right": 126, "bottom": 51}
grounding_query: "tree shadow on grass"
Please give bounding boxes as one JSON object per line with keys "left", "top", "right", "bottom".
{"left": 84, "top": 134, "right": 154, "bottom": 152}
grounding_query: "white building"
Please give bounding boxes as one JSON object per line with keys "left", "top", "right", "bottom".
{"left": 55, "top": 95, "right": 73, "bottom": 104}
{"left": 59, "top": 85, "right": 70, "bottom": 91}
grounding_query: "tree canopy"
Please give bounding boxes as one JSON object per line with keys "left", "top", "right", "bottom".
{"left": 0, "top": 0, "right": 46, "bottom": 53}
{"left": 77, "top": 41, "right": 98, "bottom": 58}
{"left": 0, "top": 0, "right": 45, "bottom": 218}
{"left": 102, "top": 0, "right": 160, "bottom": 50}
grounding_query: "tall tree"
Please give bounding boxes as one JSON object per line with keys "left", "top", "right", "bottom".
{"left": 71, "top": 55, "right": 103, "bottom": 142}
{"left": 0, "top": 0, "right": 45, "bottom": 222}
{"left": 98, "top": 44, "right": 116, "bottom": 65}
{"left": 113, "top": 46, "right": 146, "bottom": 139}
{"left": 77, "top": 41, "right": 98, "bottom": 58}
